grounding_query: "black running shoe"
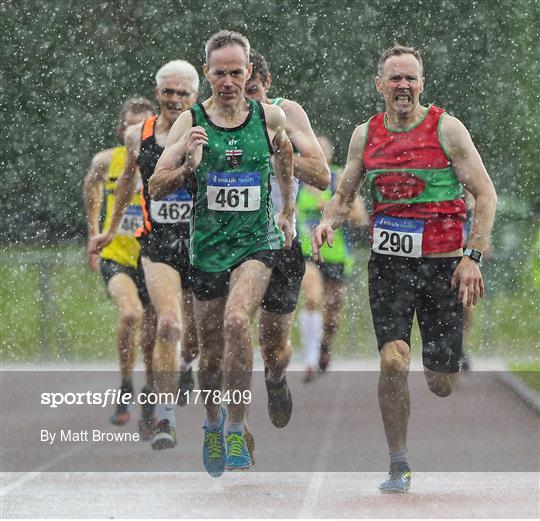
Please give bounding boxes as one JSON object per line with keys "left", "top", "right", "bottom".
{"left": 460, "top": 352, "right": 471, "bottom": 372}
{"left": 177, "top": 367, "right": 195, "bottom": 406}
{"left": 138, "top": 384, "right": 155, "bottom": 441}
{"left": 110, "top": 381, "right": 133, "bottom": 425}
{"left": 110, "top": 402, "right": 130, "bottom": 426}
{"left": 151, "top": 419, "right": 177, "bottom": 450}
{"left": 265, "top": 369, "right": 293, "bottom": 428}
{"left": 319, "top": 344, "right": 331, "bottom": 373}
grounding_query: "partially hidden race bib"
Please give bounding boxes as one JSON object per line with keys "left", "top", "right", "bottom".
{"left": 118, "top": 204, "right": 143, "bottom": 235}
{"left": 372, "top": 215, "right": 424, "bottom": 257}
{"left": 207, "top": 171, "right": 261, "bottom": 212}
{"left": 150, "top": 188, "right": 193, "bottom": 224}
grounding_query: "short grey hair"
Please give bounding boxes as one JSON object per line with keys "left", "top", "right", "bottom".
{"left": 155, "top": 60, "right": 199, "bottom": 92}
{"left": 378, "top": 45, "right": 423, "bottom": 77}
{"left": 205, "top": 30, "right": 250, "bottom": 65}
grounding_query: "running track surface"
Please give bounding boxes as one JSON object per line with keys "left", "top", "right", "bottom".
{"left": 1, "top": 359, "right": 539, "bottom": 518}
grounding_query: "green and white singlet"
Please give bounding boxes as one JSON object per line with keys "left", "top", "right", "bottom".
{"left": 189, "top": 99, "right": 283, "bottom": 272}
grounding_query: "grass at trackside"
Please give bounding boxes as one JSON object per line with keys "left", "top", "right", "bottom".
{"left": 1, "top": 244, "right": 117, "bottom": 362}
{"left": 1, "top": 244, "right": 539, "bottom": 366}
{"left": 509, "top": 362, "right": 540, "bottom": 391}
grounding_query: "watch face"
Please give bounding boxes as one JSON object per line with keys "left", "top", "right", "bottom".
{"left": 465, "top": 249, "right": 482, "bottom": 262}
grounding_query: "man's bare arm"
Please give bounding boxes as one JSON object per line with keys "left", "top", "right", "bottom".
{"left": 89, "top": 124, "right": 141, "bottom": 253}
{"left": 441, "top": 115, "right": 497, "bottom": 253}
{"left": 281, "top": 100, "right": 330, "bottom": 190}
{"left": 312, "top": 123, "right": 367, "bottom": 261}
{"left": 441, "top": 114, "right": 497, "bottom": 307}
{"left": 83, "top": 149, "right": 113, "bottom": 269}
{"left": 150, "top": 111, "right": 205, "bottom": 200}
{"left": 346, "top": 195, "right": 370, "bottom": 226}
{"left": 108, "top": 126, "right": 140, "bottom": 233}
{"left": 83, "top": 149, "right": 111, "bottom": 238}
{"left": 266, "top": 104, "right": 295, "bottom": 249}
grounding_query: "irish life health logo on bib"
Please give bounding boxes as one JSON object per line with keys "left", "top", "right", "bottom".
{"left": 372, "top": 215, "right": 425, "bottom": 258}
{"left": 207, "top": 171, "right": 261, "bottom": 212}
{"left": 225, "top": 138, "right": 243, "bottom": 168}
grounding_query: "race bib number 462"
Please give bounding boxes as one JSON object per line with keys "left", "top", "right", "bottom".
{"left": 150, "top": 188, "right": 192, "bottom": 224}
{"left": 372, "top": 215, "right": 424, "bottom": 257}
{"left": 207, "top": 171, "right": 261, "bottom": 212}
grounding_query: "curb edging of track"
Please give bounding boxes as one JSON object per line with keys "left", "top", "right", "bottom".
{"left": 496, "top": 370, "right": 540, "bottom": 414}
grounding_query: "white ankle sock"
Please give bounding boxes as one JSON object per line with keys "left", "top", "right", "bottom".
{"left": 300, "top": 309, "right": 323, "bottom": 368}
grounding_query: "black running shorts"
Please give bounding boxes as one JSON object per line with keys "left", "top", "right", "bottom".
{"left": 100, "top": 258, "right": 151, "bottom": 306}
{"left": 191, "top": 249, "right": 279, "bottom": 301}
{"left": 261, "top": 238, "right": 306, "bottom": 315}
{"left": 139, "top": 231, "right": 191, "bottom": 289}
{"left": 368, "top": 252, "right": 463, "bottom": 373}
{"left": 318, "top": 261, "right": 346, "bottom": 283}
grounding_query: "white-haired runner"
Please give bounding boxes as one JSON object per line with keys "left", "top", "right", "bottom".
{"left": 91, "top": 59, "right": 200, "bottom": 451}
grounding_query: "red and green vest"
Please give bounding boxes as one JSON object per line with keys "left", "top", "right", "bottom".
{"left": 363, "top": 105, "right": 466, "bottom": 255}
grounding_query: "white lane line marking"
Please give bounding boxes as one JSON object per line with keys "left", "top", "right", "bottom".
{"left": 298, "top": 373, "right": 348, "bottom": 517}
{"left": 1, "top": 444, "right": 86, "bottom": 496}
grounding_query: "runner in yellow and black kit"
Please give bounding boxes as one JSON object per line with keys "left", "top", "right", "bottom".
{"left": 84, "top": 97, "right": 156, "bottom": 437}
{"left": 91, "top": 61, "right": 200, "bottom": 451}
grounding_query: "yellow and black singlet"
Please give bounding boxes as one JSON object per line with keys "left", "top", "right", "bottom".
{"left": 100, "top": 146, "right": 143, "bottom": 268}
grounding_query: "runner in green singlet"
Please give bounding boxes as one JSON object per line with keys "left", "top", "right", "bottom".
{"left": 297, "top": 135, "right": 368, "bottom": 381}
{"left": 245, "top": 50, "right": 330, "bottom": 427}
{"left": 150, "top": 30, "right": 294, "bottom": 477}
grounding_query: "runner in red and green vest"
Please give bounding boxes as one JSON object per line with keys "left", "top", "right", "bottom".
{"left": 149, "top": 31, "right": 295, "bottom": 476}
{"left": 312, "top": 45, "right": 497, "bottom": 494}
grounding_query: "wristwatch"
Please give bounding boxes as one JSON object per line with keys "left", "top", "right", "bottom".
{"left": 463, "top": 248, "right": 483, "bottom": 264}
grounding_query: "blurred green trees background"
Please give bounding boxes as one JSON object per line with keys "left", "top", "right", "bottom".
{"left": 2, "top": 0, "right": 538, "bottom": 243}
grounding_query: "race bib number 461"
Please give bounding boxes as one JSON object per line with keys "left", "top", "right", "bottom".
{"left": 150, "top": 188, "right": 192, "bottom": 224}
{"left": 372, "top": 215, "right": 424, "bottom": 257}
{"left": 207, "top": 171, "right": 261, "bottom": 212}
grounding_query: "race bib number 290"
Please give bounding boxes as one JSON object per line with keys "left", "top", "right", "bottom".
{"left": 372, "top": 215, "right": 424, "bottom": 257}
{"left": 150, "top": 188, "right": 192, "bottom": 224}
{"left": 207, "top": 171, "right": 261, "bottom": 212}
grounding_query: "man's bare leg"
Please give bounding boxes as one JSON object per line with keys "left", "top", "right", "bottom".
{"left": 224, "top": 260, "right": 272, "bottom": 424}
{"left": 141, "top": 303, "right": 156, "bottom": 385}
{"left": 195, "top": 294, "right": 227, "bottom": 477}
{"left": 320, "top": 278, "right": 346, "bottom": 371}
{"left": 195, "top": 296, "right": 226, "bottom": 423}
{"left": 259, "top": 311, "right": 294, "bottom": 381}
{"left": 378, "top": 340, "right": 411, "bottom": 453}
{"left": 258, "top": 310, "right": 294, "bottom": 427}
{"left": 142, "top": 257, "right": 182, "bottom": 449}
{"left": 138, "top": 302, "right": 157, "bottom": 439}
{"left": 378, "top": 340, "right": 413, "bottom": 493}
{"left": 177, "top": 287, "right": 199, "bottom": 406}
{"left": 299, "top": 262, "right": 323, "bottom": 381}
{"left": 107, "top": 273, "right": 144, "bottom": 425}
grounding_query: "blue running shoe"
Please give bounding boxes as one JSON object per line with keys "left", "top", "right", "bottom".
{"left": 202, "top": 406, "right": 227, "bottom": 478}
{"left": 225, "top": 431, "right": 253, "bottom": 471}
{"left": 379, "top": 462, "right": 411, "bottom": 493}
